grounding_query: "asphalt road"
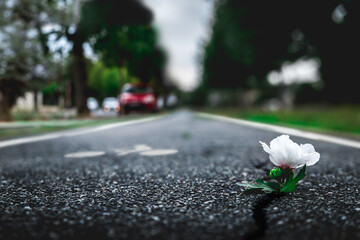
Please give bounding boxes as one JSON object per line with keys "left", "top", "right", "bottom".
{"left": 0, "top": 111, "right": 359, "bottom": 240}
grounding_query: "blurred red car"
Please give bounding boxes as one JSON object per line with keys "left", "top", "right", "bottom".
{"left": 118, "top": 83, "right": 157, "bottom": 114}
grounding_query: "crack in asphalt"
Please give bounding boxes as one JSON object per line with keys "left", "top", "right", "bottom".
{"left": 243, "top": 193, "right": 284, "bottom": 240}
{"left": 1, "top": 111, "right": 359, "bottom": 239}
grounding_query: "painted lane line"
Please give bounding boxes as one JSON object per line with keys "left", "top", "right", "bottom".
{"left": 114, "top": 144, "right": 152, "bottom": 156}
{"left": 0, "top": 116, "right": 161, "bottom": 149}
{"left": 63, "top": 117, "right": 161, "bottom": 137}
{"left": 64, "top": 151, "right": 105, "bottom": 158}
{"left": 140, "top": 149, "right": 178, "bottom": 156}
{"left": 0, "top": 134, "right": 60, "bottom": 149}
{"left": 197, "top": 112, "right": 360, "bottom": 149}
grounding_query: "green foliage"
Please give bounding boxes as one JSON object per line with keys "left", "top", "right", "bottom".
{"left": 79, "top": 0, "right": 153, "bottom": 41}
{"left": 93, "top": 25, "right": 167, "bottom": 87}
{"left": 93, "top": 26, "right": 156, "bottom": 68}
{"left": 103, "top": 68, "right": 120, "bottom": 97}
{"left": 42, "top": 82, "right": 58, "bottom": 95}
{"left": 201, "top": 0, "right": 360, "bottom": 105}
{"left": 201, "top": 0, "right": 288, "bottom": 90}
{"left": 238, "top": 165, "right": 307, "bottom": 194}
{"left": 202, "top": 106, "right": 360, "bottom": 137}
{"left": 0, "top": 0, "right": 58, "bottom": 120}
{"left": 89, "top": 62, "right": 106, "bottom": 94}
{"left": 88, "top": 61, "right": 121, "bottom": 100}
{"left": 238, "top": 180, "right": 280, "bottom": 194}
{"left": 269, "top": 167, "right": 282, "bottom": 179}
{"left": 1, "top": 0, "right": 160, "bottom": 118}
{"left": 281, "top": 165, "right": 306, "bottom": 193}
{"left": 65, "top": 0, "right": 154, "bottom": 114}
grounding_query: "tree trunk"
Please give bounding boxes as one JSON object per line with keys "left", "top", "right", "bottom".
{"left": 65, "top": 82, "right": 72, "bottom": 108}
{"left": 72, "top": 37, "right": 89, "bottom": 116}
{"left": 0, "top": 91, "right": 12, "bottom": 121}
{"left": 163, "top": 91, "right": 168, "bottom": 109}
{"left": 33, "top": 90, "right": 38, "bottom": 112}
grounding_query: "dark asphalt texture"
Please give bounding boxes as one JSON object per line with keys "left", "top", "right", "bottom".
{"left": 0, "top": 111, "right": 359, "bottom": 240}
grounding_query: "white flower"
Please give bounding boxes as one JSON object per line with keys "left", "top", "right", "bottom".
{"left": 260, "top": 135, "right": 320, "bottom": 169}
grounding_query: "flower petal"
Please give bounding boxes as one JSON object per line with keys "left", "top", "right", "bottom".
{"left": 284, "top": 141, "right": 301, "bottom": 167}
{"left": 259, "top": 141, "right": 271, "bottom": 154}
{"left": 301, "top": 152, "right": 320, "bottom": 167}
{"left": 259, "top": 135, "right": 320, "bottom": 169}
{"left": 300, "top": 144, "right": 316, "bottom": 154}
{"left": 269, "top": 135, "right": 289, "bottom": 163}
{"left": 269, "top": 155, "right": 281, "bottom": 166}
{"left": 260, "top": 141, "right": 281, "bottom": 166}
{"left": 299, "top": 143, "right": 320, "bottom": 166}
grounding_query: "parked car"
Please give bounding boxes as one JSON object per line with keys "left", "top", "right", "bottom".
{"left": 87, "top": 97, "right": 99, "bottom": 111}
{"left": 102, "top": 97, "right": 120, "bottom": 112}
{"left": 118, "top": 83, "right": 156, "bottom": 114}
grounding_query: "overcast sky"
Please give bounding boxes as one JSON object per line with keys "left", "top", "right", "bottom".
{"left": 142, "top": 0, "right": 214, "bottom": 91}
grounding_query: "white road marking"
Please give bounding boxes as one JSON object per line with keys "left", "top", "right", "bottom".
{"left": 140, "top": 149, "right": 178, "bottom": 156}
{"left": 0, "top": 117, "right": 160, "bottom": 149}
{"left": 0, "top": 134, "right": 59, "bottom": 149}
{"left": 197, "top": 112, "right": 360, "bottom": 149}
{"left": 64, "top": 151, "right": 105, "bottom": 158}
{"left": 114, "top": 144, "right": 152, "bottom": 156}
{"left": 63, "top": 117, "right": 160, "bottom": 137}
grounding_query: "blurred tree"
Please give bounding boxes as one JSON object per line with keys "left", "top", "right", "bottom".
{"left": 88, "top": 61, "right": 122, "bottom": 101}
{"left": 93, "top": 26, "right": 156, "bottom": 74}
{"left": 296, "top": 0, "right": 360, "bottom": 104}
{"left": 0, "top": 0, "right": 57, "bottom": 120}
{"left": 64, "top": 0, "right": 153, "bottom": 115}
{"left": 202, "top": 1, "right": 293, "bottom": 90}
{"left": 93, "top": 25, "right": 169, "bottom": 105}
{"left": 201, "top": 0, "right": 360, "bottom": 106}
{"left": 0, "top": 0, "right": 161, "bottom": 119}
{"left": 103, "top": 68, "right": 121, "bottom": 98}
{"left": 88, "top": 62, "right": 106, "bottom": 99}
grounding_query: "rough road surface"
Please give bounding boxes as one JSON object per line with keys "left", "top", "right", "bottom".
{"left": 0, "top": 111, "right": 359, "bottom": 240}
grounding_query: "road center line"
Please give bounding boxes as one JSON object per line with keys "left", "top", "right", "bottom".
{"left": 114, "top": 144, "right": 152, "bottom": 156}
{"left": 0, "top": 116, "right": 160, "bottom": 149}
{"left": 197, "top": 112, "right": 360, "bottom": 149}
{"left": 140, "top": 149, "right": 178, "bottom": 156}
{"left": 64, "top": 151, "right": 105, "bottom": 158}
{"left": 63, "top": 117, "right": 160, "bottom": 137}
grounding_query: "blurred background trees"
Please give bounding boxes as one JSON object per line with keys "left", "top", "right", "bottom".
{"left": 194, "top": 0, "right": 360, "bottom": 108}
{"left": 64, "top": 0, "right": 154, "bottom": 115}
{"left": 0, "top": 0, "right": 57, "bottom": 120}
{"left": 2, "top": 0, "right": 359, "bottom": 121}
{"left": 0, "top": 0, "right": 171, "bottom": 120}
{"left": 92, "top": 25, "right": 169, "bottom": 105}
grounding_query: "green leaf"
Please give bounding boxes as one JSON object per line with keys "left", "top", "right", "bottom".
{"left": 280, "top": 172, "right": 296, "bottom": 193}
{"left": 255, "top": 180, "right": 281, "bottom": 192}
{"left": 236, "top": 182, "right": 264, "bottom": 189}
{"left": 237, "top": 180, "right": 281, "bottom": 193}
{"left": 280, "top": 165, "right": 307, "bottom": 193}
{"left": 294, "top": 164, "right": 306, "bottom": 183}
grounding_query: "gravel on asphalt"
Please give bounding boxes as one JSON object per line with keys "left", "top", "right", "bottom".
{"left": 0, "top": 111, "right": 359, "bottom": 240}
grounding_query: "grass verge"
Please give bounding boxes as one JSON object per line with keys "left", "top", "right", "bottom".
{"left": 200, "top": 105, "right": 360, "bottom": 140}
